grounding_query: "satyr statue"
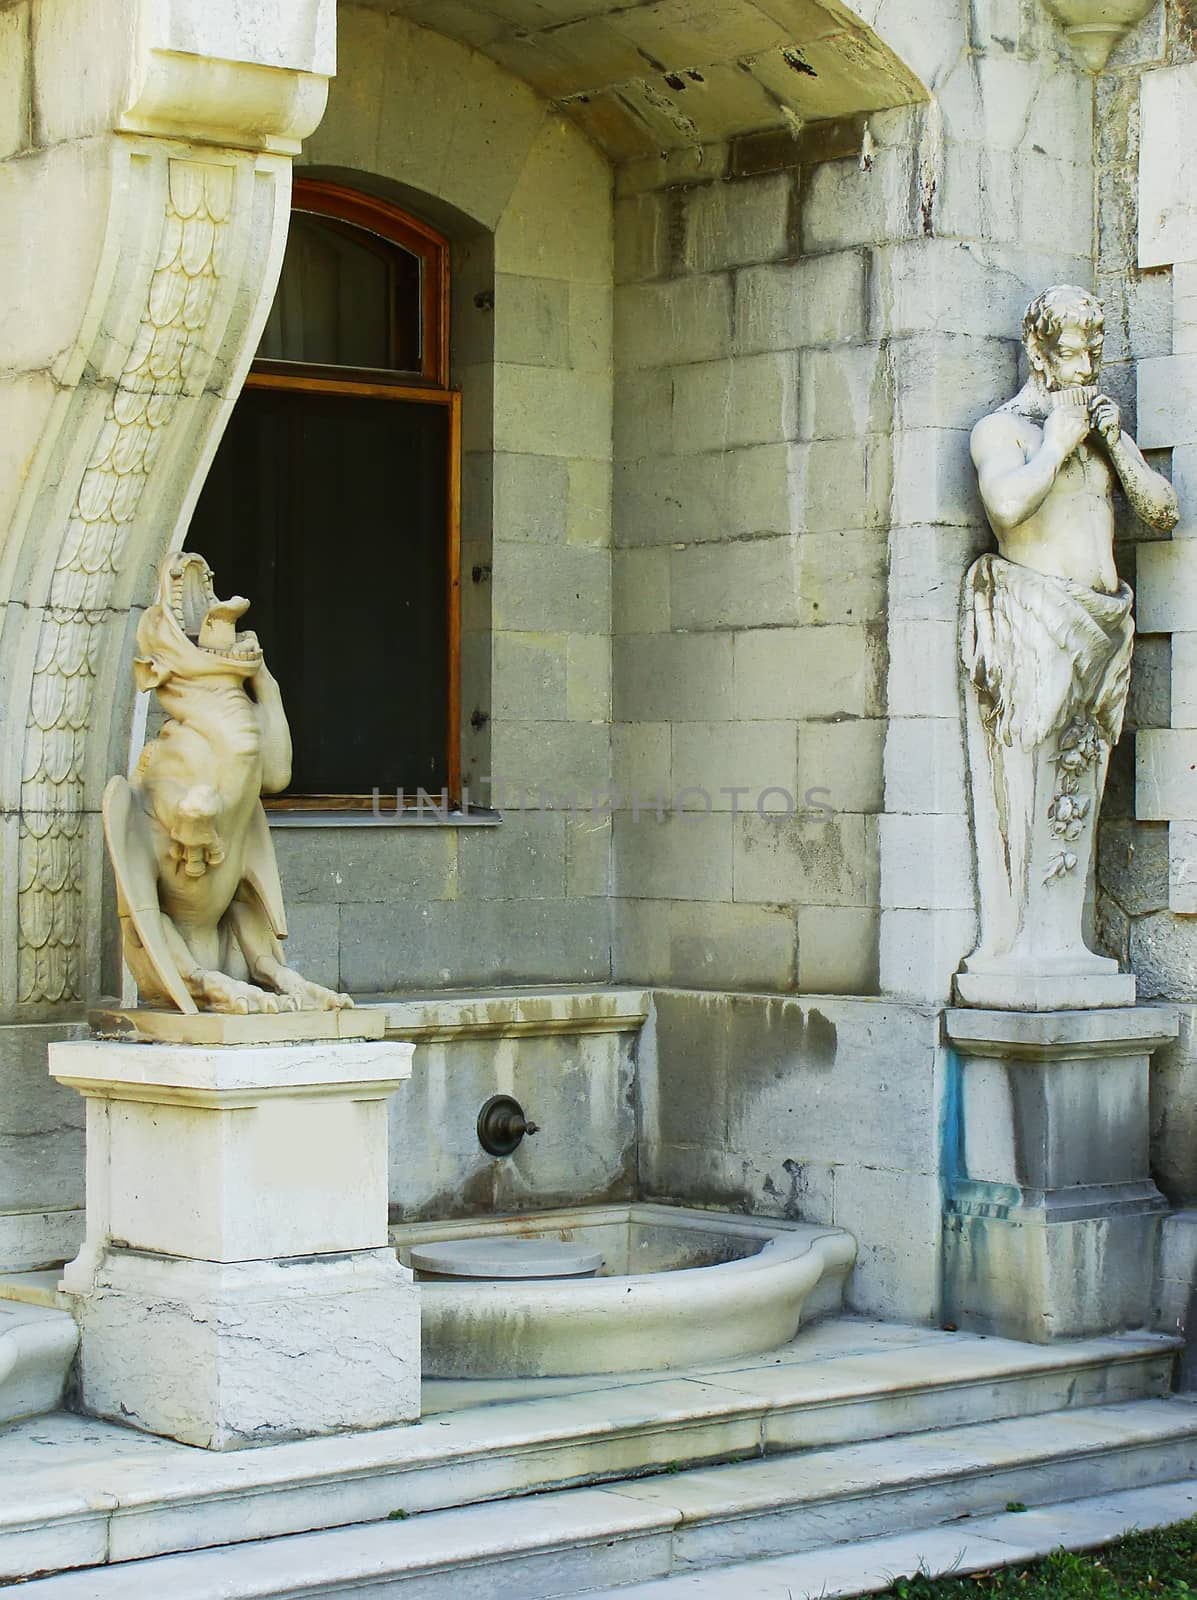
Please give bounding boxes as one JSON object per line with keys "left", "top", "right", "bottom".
{"left": 104, "top": 552, "right": 352, "bottom": 1014}
{"left": 958, "top": 285, "right": 1179, "bottom": 1009}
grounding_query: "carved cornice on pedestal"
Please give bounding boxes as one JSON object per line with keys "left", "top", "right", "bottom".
{"left": 1040, "top": 0, "right": 1158, "bottom": 71}
{"left": 120, "top": 56, "right": 330, "bottom": 156}
{"left": 120, "top": 7, "right": 334, "bottom": 156}
{"left": 28, "top": 0, "right": 334, "bottom": 156}
{"left": 125, "top": 0, "right": 334, "bottom": 154}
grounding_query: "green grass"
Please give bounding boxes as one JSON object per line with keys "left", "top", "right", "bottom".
{"left": 883, "top": 1517, "right": 1197, "bottom": 1600}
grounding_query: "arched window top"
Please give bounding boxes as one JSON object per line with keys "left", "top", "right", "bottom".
{"left": 257, "top": 179, "right": 450, "bottom": 386}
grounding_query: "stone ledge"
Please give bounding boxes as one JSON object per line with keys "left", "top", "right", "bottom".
{"left": 0, "top": 1300, "right": 77, "bottom": 1426}
{"left": 88, "top": 1008, "right": 385, "bottom": 1046}
{"left": 954, "top": 970, "right": 1136, "bottom": 1013}
{"left": 50, "top": 1039, "right": 413, "bottom": 1099}
{"left": 0, "top": 1210, "right": 83, "bottom": 1276}
{"left": 945, "top": 1006, "right": 1179, "bottom": 1058}
{"left": 267, "top": 809, "right": 503, "bottom": 829}
{"left": 0, "top": 1269, "right": 71, "bottom": 1311}
{"left": 948, "top": 1178, "right": 1169, "bottom": 1224}
{"left": 367, "top": 988, "right": 651, "bottom": 1042}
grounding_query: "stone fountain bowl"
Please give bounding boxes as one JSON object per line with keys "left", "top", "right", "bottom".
{"left": 391, "top": 1203, "right": 857, "bottom": 1378}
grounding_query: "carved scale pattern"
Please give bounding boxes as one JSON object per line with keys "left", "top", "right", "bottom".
{"left": 17, "top": 161, "right": 233, "bottom": 1005}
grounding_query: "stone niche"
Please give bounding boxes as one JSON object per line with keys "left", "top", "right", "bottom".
{"left": 372, "top": 989, "right": 648, "bottom": 1223}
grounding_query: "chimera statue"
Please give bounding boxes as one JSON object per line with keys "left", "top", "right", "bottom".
{"left": 958, "top": 286, "right": 1179, "bottom": 1008}
{"left": 104, "top": 552, "right": 353, "bottom": 1014}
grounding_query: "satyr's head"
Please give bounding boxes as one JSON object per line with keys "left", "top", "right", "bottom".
{"left": 1023, "top": 286, "right": 1105, "bottom": 392}
{"left": 134, "top": 552, "right": 263, "bottom": 693}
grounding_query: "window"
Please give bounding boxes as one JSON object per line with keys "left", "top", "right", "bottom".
{"left": 190, "top": 179, "right": 461, "bottom": 808}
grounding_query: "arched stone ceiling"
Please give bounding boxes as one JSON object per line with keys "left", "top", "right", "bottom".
{"left": 357, "top": 0, "right": 927, "bottom": 159}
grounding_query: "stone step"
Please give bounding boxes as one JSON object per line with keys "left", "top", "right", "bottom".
{"left": 583, "top": 1477, "right": 1197, "bottom": 1600}
{"left": 12, "top": 1398, "right": 1197, "bottom": 1597}
{"left": 604, "top": 1395, "right": 1197, "bottom": 1571}
{"left": 0, "top": 1323, "right": 1176, "bottom": 1579}
{"left": 0, "top": 1268, "right": 72, "bottom": 1310}
{"left": 0, "top": 1301, "right": 77, "bottom": 1426}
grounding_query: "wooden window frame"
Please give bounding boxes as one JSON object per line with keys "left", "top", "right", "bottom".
{"left": 247, "top": 181, "right": 461, "bottom": 812}
{"left": 256, "top": 177, "right": 451, "bottom": 387}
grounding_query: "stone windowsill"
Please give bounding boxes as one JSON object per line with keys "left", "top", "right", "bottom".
{"left": 267, "top": 809, "right": 503, "bottom": 829}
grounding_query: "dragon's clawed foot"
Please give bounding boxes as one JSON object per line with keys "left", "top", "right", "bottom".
{"left": 271, "top": 967, "right": 355, "bottom": 1012}
{"left": 199, "top": 973, "right": 283, "bottom": 1015}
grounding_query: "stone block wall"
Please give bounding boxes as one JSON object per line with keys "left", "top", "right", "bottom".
{"left": 276, "top": 2, "right": 1100, "bottom": 1007}
{"left": 391, "top": 1026, "right": 636, "bottom": 1220}
{"left": 610, "top": 130, "right": 893, "bottom": 996}
{"left": 637, "top": 990, "right": 947, "bottom": 1321}
{"left": 0, "top": 1022, "right": 86, "bottom": 1269}
{"left": 609, "top": 0, "right": 1096, "bottom": 1000}
{"left": 1093, "top": 12, "right": 1191, "bottom": 1019}
{"left": 275, "top": 820, "right": 611, "bottom": 993}
{"left": 1086, "top": 7, "right": 1197, "bottom": 1205}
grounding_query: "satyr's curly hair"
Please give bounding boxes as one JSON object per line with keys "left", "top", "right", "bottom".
{"left": 1022, "top": 285, "right": 1105, "bottom": 371}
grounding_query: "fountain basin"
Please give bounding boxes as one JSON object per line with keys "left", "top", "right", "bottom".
{"left": 391, "top": 1203, "right": 857, "bottom": 1378}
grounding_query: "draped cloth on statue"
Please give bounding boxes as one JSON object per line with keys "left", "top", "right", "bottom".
{"left": 962, "top": 553, "right": 1135, "bottom": 752}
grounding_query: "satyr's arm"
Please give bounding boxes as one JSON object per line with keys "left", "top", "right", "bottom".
{"left": 250, "top": 662, "right": 293, "bottom": 795}
{"left": 971, "top": 408, "right": 1090, "bottom": 535}
{"left": 1091, "top": 396, "right": 1180, "bottom": 533}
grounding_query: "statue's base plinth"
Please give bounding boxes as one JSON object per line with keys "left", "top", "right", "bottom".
{"left": 50, "top": 1035, "right": 417, "bottom": 1448}
{"left": 89, "top": 1006, "right": 385, "bottom": 1045}
{"left": 943, "top": 1006, "right": 1177, "bottom": 1342}
{"left": 74, "top": 1248, "right": 416, "bottom": 1451}
{"left": 954, "top": 968, "right": 1136, "bottom": 1011}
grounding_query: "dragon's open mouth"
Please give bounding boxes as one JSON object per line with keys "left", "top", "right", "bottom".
{"left": 166, "top": 555, "right": 262, "bottom": 665}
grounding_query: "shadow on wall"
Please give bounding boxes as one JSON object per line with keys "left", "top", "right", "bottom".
{"left": 635, "top": 990, "right": 945, "bottom": 1324}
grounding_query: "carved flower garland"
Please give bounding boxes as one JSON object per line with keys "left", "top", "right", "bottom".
{"left": 1044, "top": 718, "right": 1102, "bottom": 881}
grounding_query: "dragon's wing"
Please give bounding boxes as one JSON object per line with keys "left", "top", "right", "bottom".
{"left": 102, "top": 775, "right": 197, "bottom": 1014}
{"left": 239, "top": 801, "right": 289, "bottom": 941}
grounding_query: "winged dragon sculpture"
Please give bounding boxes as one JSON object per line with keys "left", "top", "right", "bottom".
{"left": 104, "top": 551, "right": 352, "bottom": 1015}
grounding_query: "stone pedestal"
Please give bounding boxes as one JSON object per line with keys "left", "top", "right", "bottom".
{"left": 943, "top": 1007, "right": 1177, "bottom": 1343}
{"left": 49, "top": 1031, "right": 419, "bottom": 1450}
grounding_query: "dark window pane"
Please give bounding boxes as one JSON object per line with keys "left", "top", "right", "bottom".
{"left": 188, "top": 388, "right": 450, "bottom": 796}
{"left": 258, "top": 211, "right": 423, "bottom": 373}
